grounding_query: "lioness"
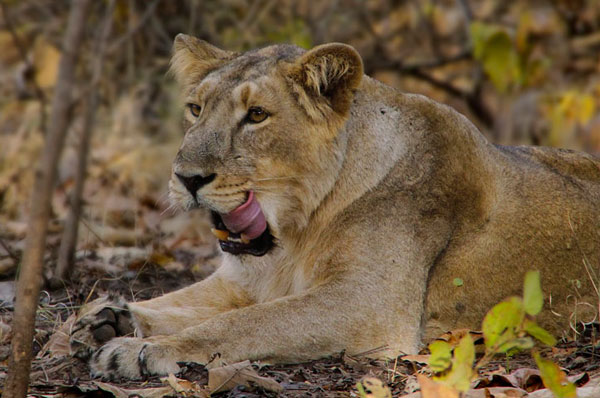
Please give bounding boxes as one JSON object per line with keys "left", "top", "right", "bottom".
{"left": 71, "top": 34, "right": 600, "bottom": 379}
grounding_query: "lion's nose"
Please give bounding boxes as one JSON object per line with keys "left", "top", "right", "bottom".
{"left": 175, "top": 173, "right": 216, "bottom": 197}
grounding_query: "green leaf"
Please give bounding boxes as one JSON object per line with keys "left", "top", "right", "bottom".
{"left": 470, "top": 21, "right": 499, "bottom": 59}
{"left": 481, "top": 31, "right": 520, "bottom": 92}
{"left": 482, "top": 297, "right": 524, "bottom": 350}
{"left": 534, "top": 352, "right": 576, "bottom": 398}
{"left": 356, "top": 382, "right": 367, "bottom": 398}
{"left": 453, "top": 278, "right": 463, "bottom": 287}
{"left": 435, "top": 335, "right": 475, "bottom": 392}
{"left": 523, "top": 270, "right": 543, "bottom": 315}
{"left": 428, "top": 340, "right": 453, "bottom": 373}
{"left": 524, "top": 319, "right": 557, "bottom": 346}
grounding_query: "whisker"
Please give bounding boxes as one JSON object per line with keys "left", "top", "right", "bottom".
{"left": 254, "top": 175, "right": 304, "bottom": 182}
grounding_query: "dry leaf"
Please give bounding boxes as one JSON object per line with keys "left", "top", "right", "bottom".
{"left": 465, "top": 387, "right": 527, "bottom": 397}
{"left": 161, "top": 373, "right": 209, "bottom": 397}
{"left": 94, "top": 381, "right": 174, "bottom": 398}
{"left": 38, "top": 313, "right": 77, "bottom": 358}
{"left": 32, "top": 38, "right": 61, "bottom": 89}
{"left": 208, "top": 360, "right": 283, "bottom": 394}
{"left": 401, "top": 354, "right": 430, "bottom": 364}
{"left": 417, "top": 374, "right": 460, "bottom": 398}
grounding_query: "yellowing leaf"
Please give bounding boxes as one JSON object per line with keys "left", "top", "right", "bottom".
{"left": 435, "top": 335, "right": 475, "bottom": 392}
{"left": 470, "top": 22, "right": 521, "bottom": 92}
{"left": 523, "top": 270, "right": 543, "bottom": 316}
{"left": 356, "top": 377, "right": 392, "bottom": 398}
{"left": 534, "top": 353, "right": 576, "bottom": 398}
{"left": 578, "top": 94, "right": 596, "bottom": 124}
{"left": 482, "top": 297, "right": 524, "bottom": 350}
{"left": 428, "top": 340, "right": 453, "bottom": 373}
{"left": 481, "top": 31, "right": 520, "bottom": 92}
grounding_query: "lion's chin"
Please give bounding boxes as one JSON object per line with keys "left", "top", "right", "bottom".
{"left": 210, "top": 211, "right": 274, "bottom": 256}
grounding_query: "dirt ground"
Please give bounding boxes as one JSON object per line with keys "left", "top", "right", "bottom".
{"left": 1, "top": 240, "right": 599, "bottom": 397}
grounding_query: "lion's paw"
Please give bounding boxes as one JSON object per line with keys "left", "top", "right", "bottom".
{"left": 70, "top": 296, "right": 135, "bottom": 360}
{"left": 90, "top": 337, "right": 180, "bottom": 380}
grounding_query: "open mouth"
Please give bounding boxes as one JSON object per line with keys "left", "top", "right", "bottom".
{"left": 209, "top": 192, "right": 274, "bottom": 256}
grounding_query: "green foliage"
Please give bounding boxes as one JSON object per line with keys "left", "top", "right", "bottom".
{"left": 524, "top": 319, "right": 557, "bottom": 346}
{"left": 523, "top": 270, "right": 543, "bottom": 315}
{"left": 452, "top": 277, "right": 463, "bottom": 287}
{"left": 534, "top": 352, "right": 576, "bottom": 398}
{"left": 266, "top": 19, "right": 312, "bottom": 49}
{"left": 427, "top": 271, "right": 561, "bottom": 395}
{"left": 470, "top": 21, "right": 549, "bottom": 92}
{"left": 482, "top": 296, "right": 525, "bottom": 350}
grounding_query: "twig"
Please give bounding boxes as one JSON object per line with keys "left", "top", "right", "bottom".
{"left": 369, "top": 56, "right": 494, "bottom": 128}
{"left": 456, "top": 0, "right": 474, "bottom": 23}
{"left": 106, "top": 0, "right": 159, "bottom": 54}
{"left": 0, "top": 237, "right": 18, "bottom": 262}
{"left": 4, "top": 1, "right": 91, "bottom": 397}
{"left": 0, "top": 0, "right": 47, "bottom": 132}
{"left": 55, "top": 0, "right": 115, "bottom": 282}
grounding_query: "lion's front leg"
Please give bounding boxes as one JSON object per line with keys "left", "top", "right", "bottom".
{"left": 126, "top": 273, "right": 254, "bottom": 336}
{"left": 88, "top": 274, "right": 425, "bottom": 379}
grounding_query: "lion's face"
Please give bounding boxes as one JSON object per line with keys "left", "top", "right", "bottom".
{"left": 168, "top": 36, "right": 363, "bottom": 255}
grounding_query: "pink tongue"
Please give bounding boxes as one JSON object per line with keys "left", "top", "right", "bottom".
{"left": 220, "top": 191, "right": 267, "bottom": 240}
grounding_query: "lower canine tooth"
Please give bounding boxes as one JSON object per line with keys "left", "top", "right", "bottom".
{"left": 211, "top": 228, "right": 229, "bottom": 241}
{"left": 241, "top": 234, "right": 250, "bottom": 244}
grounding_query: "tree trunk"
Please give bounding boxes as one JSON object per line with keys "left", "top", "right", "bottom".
{"left": 54, "top": 0, "right": 115, "bottom": 283}
{"left": 4, "top": 1, "right": 91, "bottom": 397}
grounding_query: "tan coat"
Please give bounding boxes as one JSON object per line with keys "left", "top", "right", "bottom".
{"left": 71, "top": 35, "right": 600, "bottom": 379}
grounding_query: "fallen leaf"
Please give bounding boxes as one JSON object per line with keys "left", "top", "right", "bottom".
{"left": 356, "top": 377, "right": 392, "bottom": 398}
{"left": 466, "top": 387, "right": 528, "bottom": 397}
{"left": 208, "top": 360, "right": 283, "bottom": 394}
{"left": 404, "top": 386, "right": 529, "bottom": 398}
{"left": 417, "top": 374, "right": 459, "bottom": 398}
{"left": 161, "top": 373, "right": 209, "bottom": 397}
{"left": 401, "top": 354, "right": 430, "bottom": 364}
{"left": 38, "top": 313, "right": 77, "bottom": 358}
{"left": 567, "top": 372, "right": 589, "bottom": 387}
{"left": 94, "top": 381, "right": 174, "bottom": 398}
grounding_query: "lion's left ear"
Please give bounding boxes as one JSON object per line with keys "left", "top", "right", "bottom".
{"left": 288, "top": 43, "right": 363, "bottom": 117}
{"left": 170, "top": 34, "right": 238, "bottom": 89}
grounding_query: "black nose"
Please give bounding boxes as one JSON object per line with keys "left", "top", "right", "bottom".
{"left": 175, "top": 173, "right": 216, "bottom": 197}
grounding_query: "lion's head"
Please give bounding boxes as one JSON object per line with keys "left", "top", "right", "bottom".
{"left": 168, "top": 35, "right": 363, "bottom": 255}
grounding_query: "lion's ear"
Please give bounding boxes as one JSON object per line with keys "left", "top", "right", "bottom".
{"left": 170, "top": 34, "right": 237, "bottom": 88}
{"left": 288, "top": 43, "right": 363, "bottom": 117}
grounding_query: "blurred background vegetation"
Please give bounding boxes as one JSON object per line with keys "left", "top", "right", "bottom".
{"left": 0, "top": 0, "right": 599, "bottom": 279}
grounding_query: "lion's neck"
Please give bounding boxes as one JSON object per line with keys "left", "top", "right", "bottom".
{"left": 305, "top": 76, "right": 409, "bottom": 231}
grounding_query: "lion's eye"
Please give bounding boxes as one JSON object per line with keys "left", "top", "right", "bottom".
{"left": 187, "top": 103, "right": 202, "bottom": 118}
{"left": 246, "top": 107, "right": 268, "bottom": 124}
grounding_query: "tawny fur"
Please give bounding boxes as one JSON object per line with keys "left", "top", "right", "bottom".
{"left": 71, "top": 35, "right": 600, "bottom": 380}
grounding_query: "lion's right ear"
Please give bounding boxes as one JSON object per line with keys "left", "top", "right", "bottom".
{"left": 170, "top": 34, "right": 237, "bottom": 88}
{"left": 287, "top": 43, "right": 363, "bottom": 120}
